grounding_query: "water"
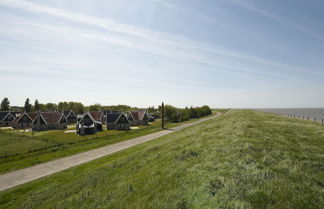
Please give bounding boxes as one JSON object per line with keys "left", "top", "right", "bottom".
{"left": 254, "top": 108, "right": 324, "bottom": 122}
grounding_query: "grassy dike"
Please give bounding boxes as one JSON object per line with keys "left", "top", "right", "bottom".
{"left": 1, "top": 110, "right": 323, "bottom": 208}
{"left": 0, "top": 112, "right": 219, "bottom": 174}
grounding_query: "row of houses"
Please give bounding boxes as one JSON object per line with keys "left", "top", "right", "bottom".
{"left": 76, "top": 110, "right": 150, "bottom": 135}
{"left": 0, "top": 111, "right": 68, "bottom": 131}
{"left": 0, "top": 110, "right": 151, "bottom": 135}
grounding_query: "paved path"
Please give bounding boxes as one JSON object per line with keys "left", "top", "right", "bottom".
{"left": 0, "top": 113, "right": 223, "bottom": 191}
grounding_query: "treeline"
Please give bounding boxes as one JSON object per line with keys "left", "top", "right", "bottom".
{"left": 86, "top": 104, "right": 135, "bottom": 112}
{"left": 158, "top": 105, "right": 212, "bottom": 122}
{"left": 0, "top": 97, "right": 136, "bottom": 114}
{"left": 1, "top": 97, "right": 212, "bottom": 122}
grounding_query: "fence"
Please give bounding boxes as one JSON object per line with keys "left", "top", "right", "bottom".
{"left": 280, "top": 113, "right": 324, "bottom": 125}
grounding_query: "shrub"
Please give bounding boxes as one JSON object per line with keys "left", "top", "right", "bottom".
{"left": 163, "top": 105, "right": 212, "bottom": 122}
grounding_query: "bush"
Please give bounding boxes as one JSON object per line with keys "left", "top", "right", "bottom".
{"left": 162, "top": 105, "right": 212, "bottom": 123}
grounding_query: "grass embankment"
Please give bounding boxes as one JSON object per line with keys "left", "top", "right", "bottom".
{"left": 0, "top": 122, "right": 161, "bottom": 174}
{"left": 213, "top": 108, "right": 231, "bottom": 114}
{"left": 1, "top": 110, "right": 323, "bottom": 208}
{"left": 0, "top": 112, "right": 217, "bottom": 174}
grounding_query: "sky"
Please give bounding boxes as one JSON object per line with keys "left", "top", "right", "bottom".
{"left": 0, "top": 0, "right": 324, "bottom": 108}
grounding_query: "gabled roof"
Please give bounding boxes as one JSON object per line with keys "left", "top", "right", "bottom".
{"left": 127, "top": 112, "right": 135, "bottom": 121}
{"left": 28, "top": 113, "right": 38, "bottom": 121}
{"left": 107, "top": 113, "right": 130, "bottom": 124}
{"left": 38, "top": 112, "right": 65, "bottom": 124}
{"left": 102, "top": 110, "right": 112, "bottom": 115}
{"left": 10, "top": 112, "right": 21, "bottom": 118}
{"left": 0, "top": 112, "right": 10, "bottom": 121}
{"left": 79, "top": 112, "right": 102, "bottom": 125}
{"left": 90, "top": 111, "right": 103, "bottom": 122}
{"left": 15, "top": 112, "right": 35, "bottom": 123}
{"left": 13, "top": 112, "right": 23, "bottom": 120}
{"left": 63, "top": 110, "right": 76, "bottom": 118}
{"left": 63, "top": 110, "right": 71, "bottom": 117}
{"left": 130, "top": 110, "right": 148, "bottom": 121}
{"left": 106, "top": 113, "right": 121, "bottom": 124}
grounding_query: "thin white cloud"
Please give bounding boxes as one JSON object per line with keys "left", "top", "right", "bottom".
{"left": 226, "top": 0, "right": 324, "bottom": 41}
{"left": 0, "top": 0, "right": 322, "bottom": 85}
{"left": 0, "top": 0, "right": 175, "bottom": 44}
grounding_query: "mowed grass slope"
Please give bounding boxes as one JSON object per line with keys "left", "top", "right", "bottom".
{"left": 0, "top": 121, "right": 163, "bottom": 174}
{"left": 1, "top": 110, "right": 323, "bottom": 209}
{"left": 0, "top": 112, "right": 218, "bottom": 174}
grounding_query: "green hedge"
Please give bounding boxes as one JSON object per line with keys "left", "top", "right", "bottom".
{"left": 161, "top": 105, "right": 212, "bottom": 123}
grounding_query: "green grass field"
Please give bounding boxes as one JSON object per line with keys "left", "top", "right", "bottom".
{"left": 213, "top": 108, "right": 231, "bottom": 114}
{"left": 0, "top": 112, "right": 218, "bottom": 174}
{"left": 1, "top": 110, "right": 323, "bottom": 208}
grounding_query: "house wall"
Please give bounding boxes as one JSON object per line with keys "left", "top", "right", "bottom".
{"left": 116, "top": 123, "right": 130, "bottom": 130}
{"left": 107, "top": 123, "right": 116, "bottom": 130}
{"left": 107, "top": 123, "right": 130, "bottom": 130}
{"left": 131, "top": 120, "right": 149, "bottom": 126}
{"left": 78, "top": 127, "right": 96, "bottom": 135}
{"left": 33, "top": 123, "right": 67, "bottom": 131}
{"left": 0, "top": 115, "right": 15, "bottom": 127}
{"left": 67, "top": 117, "right": 77, "bottom": 124}
{"left": 14, "top": 122, "right": 33, "bottom": 129}
{"left": 0, "top": 121, "right": 15, "bottom": 127}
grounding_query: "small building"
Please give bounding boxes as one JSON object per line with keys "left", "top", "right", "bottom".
{"left": 33, "top": 112, "right": 67, "bottom": 131}
{"left": 0, "top": 111, "right": 16, "bottom": 127}
{"left": 129, "top": 110, "right": 149, "bottom": 126}
{"left": 63, "top": 110, "right": 77, "bottom": 124}
{"left": 13, "top": 112, "right": 37, "bottom": 129}
{"left": 106, "top": 113, "right": 130, "bottom": 130}
{"left": 77, "top": 112, "right": 103, "bottom": 135}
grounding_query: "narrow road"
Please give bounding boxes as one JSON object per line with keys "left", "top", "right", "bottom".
{"left": 0, "top": 113, "right": 223, "bottom": 191}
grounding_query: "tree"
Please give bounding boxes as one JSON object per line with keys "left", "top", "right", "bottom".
{"left": 9, "top": 106, "right": 23, "bottom": 112}
{"left": 71, "top": 102, "right": 84, "bottom": 114}
{"left": 46, "top": 103, "right": 57, "bottom": 111}
{"left": 34, "top": 99, "right": 40, "bottom": 111}
{"left": 89, "top": 103, "right": 101, "bottom": 111}
{"left": 58, "top": 102, "right": 68, "bottom": 112}
{"left": 38, "top": 104, "right": 47, "bottom": 111}
{"left": 0, "top": 97, "right": 10, "bottom": 111}
{"left": 24, "top": 98, "right": 32, "bottom": 112}
{"left": 164, "top": 105, "right": 179, "bottom": 122}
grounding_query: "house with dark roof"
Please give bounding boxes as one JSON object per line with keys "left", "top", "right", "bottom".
{"left": 106, "top": 113, "right": 130, "bottom": 130}
{"left": 33, "top": 112, "right": 67, "bottom": 131}
{"left": 102, "top": 110, "right": 111, "bottom": 124}
{"left": 0, "top": 112, "right": 16, "bottom": 127}
{"left": 127, "top": 112, "right": 135, "bottom": 124}
{"left": 13, "top": 112, "right": 38, "bottom": 129}
{"left": 63, "top": 110, "right": 77, "bottom": 124}
{"left": 77, "top": 112, "right": 103, "bottom": 135}
{"left": 102, "top": 110, "right": 112, "bottom": 115}
{"left": 128, "top": 110, "right": 149, "bottom": 126}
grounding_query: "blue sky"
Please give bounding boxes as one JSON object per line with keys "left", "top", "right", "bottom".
{"left": 0, "top": 0, "right": 324, "bottom": 108}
